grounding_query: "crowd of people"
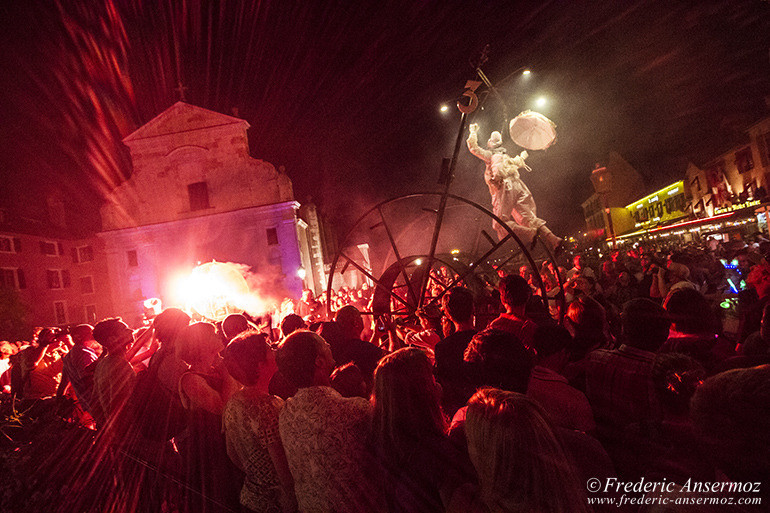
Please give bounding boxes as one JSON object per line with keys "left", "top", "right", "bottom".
{"left": 2, "top": 235, "right": 770, "bottom": 512}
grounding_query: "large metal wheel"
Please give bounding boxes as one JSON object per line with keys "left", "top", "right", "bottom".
{"left": 326, "top": 192, "right": 565, "bottom": 321}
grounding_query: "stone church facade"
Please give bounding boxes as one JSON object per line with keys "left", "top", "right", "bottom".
{"left": 98, "top": 102, "right": 323, "bottom": 324}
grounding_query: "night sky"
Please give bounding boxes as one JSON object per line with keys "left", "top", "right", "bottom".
{"left": 0, "top": 0, "right": 768, "bottom": 238}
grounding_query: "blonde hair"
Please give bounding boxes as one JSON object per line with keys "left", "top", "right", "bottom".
{"left": 465, "top": 388, "right": 588, "bottom": 513}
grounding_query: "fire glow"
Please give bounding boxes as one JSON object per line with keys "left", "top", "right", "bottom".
{"left": 174, "top": 261, "right": 269, "bottom": 321}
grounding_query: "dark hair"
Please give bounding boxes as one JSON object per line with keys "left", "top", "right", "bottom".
{"left": 651, "top": 353, "right": 705, "bottom": 415}
{"left": 533, "top": 324, "right": 573, "bottom": 359}
{"left": 70, "top": 324, "right": 94, "bottom": 344}
{"left": 371, "top": 348, "right": 445, "bottom": 464}
{"left": 565, "top": 296, "right": 607, "bottom": 358}
{"left": 663, "top": 288, "right": 717, "bottom": 335}
{"left": 499, "top": 275, "right": 531, "bottom": 307}
{"left": 330, "top": 362, "right": 367, "bottom": 398}
{"left": 223, "top": 331, "right": 271, "bottom": 386}
{"left": 464, "top": 329, "right": 534, "bottom": 393}
{"left": 277, "top": 330, "right": 325, "bottom": 389}
{"left": 92, "top": 318, "right": 130, "bottom": 351}
{"left": 691, "top": 365, "right": 770, "bottom": 483}
{"left": 442, "top": 287, "right": 474, "bottom": 324}
{"left": 281, "top": 314, "right": 306, "bottom": 337}
{"left": 222, "top": 313, "right": 250, "bottom": 341}
{"left": 622, "top": 298, "right": 670, "bottom": 351}
{"left": 316, "top": 321, "right": 345, "bottom": 347}
{"left": 176, "top": 322, "right": 219, "bottom": 366}
{"left": 335, "top": 305, "right": 363, "bottom": 338}
{"left": 416, "top": 304, "right": 443, "bottom": 332}
{"left": 33, "top": 327, "right": 57, "bottom": 346}
{"left": 153, "top": 308, "right": 190, "bottom": 346}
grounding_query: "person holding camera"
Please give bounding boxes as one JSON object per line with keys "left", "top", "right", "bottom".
{"left": 10, "top": 327, "right": 65, "bottom": 402}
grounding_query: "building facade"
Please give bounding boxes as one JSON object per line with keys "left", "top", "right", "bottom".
{"left": 580, "top": 152, "right": 646, "bottom": 238}
{"left": 0, "top": 208, "right": 113, "bottom": 336}
{"left": 686, "top": 117, "right": 770, "bottom": 218}
{"left": 98, "top": 102, "right": 322, "bottom": 325}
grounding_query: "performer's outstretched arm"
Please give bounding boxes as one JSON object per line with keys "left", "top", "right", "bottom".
{"left": 466, "top": 123, "right": 492, "bottom": 163}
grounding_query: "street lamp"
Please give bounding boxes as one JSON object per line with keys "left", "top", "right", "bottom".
{"left": 590, "top": 164, "right": 617, "bottom": 249}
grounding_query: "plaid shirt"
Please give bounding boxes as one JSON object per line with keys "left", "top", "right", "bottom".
{"left": 585, "top": 344, "right": 658, "bottom": 436}
{"left": 488, "top": 313, "right": 537, "bottom": 349}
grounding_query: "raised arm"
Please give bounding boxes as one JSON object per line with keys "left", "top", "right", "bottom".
{"left": 466, "top": 123, "right": 492, "bottom": 163}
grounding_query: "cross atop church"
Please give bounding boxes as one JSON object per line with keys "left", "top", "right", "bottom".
{"left": 175, "top": 81, "right": 188, "bottom": 102}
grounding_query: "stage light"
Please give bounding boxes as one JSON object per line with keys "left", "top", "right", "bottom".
{"left": 522, "top": 69, "right": 531, "bottom": 76}
{"left": 536, "top": 97, "right": 547, "bottom": 107}
{"left": 415, "top": 258, "right": 423, "bottom": 266}
{"left": 297, "top": 268, "right": 306, "bottom": 279}
{"left": 440, "top": 104, "right": 449, "bottom": 113}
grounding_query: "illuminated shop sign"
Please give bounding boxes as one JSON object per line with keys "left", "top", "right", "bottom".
{"left": 714, "top": 199, "right": 761, "bottom": 214}
{"left": 625, "top": 181, "right": 687, "bottom": 228}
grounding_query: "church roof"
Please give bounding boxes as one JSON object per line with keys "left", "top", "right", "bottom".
{"left": 123, "top": 101, "right": 248, "bottom": 142}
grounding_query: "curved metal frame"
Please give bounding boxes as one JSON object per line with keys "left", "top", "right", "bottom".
{"left": 368, "top": 252, "right": 494, "bottom": 317}
{"left": 326, "top": 191, "right": 564, "bottom": 318}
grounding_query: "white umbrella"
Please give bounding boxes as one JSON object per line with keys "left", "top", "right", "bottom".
{"left": 509, "top": 110, "right": 557, "bottom": 151}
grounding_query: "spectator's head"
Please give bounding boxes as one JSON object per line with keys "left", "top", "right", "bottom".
{"left": 747, "top": 263, "right": 770, "bottom": 299}
{"left": 416, "top": 304, "right": 442, "bottom": 332}
{"left": 277, "top": 330, "right": 334, "bottom": 389}
{"left": 222, "top": 313, "right": 251, "bottom": 341}
{"left": 315, "top": 321, "right": 345, "bottom": 348}
{"left": 372, "top": 347, "right": 445, "bottom": 461}
{"left": 464, "top": 329, "right": 533, "bottom": 393}
{"left": 465, "top": 388, "right": 587, "bottom": 513}
{"left": 519, "top": 265, "right": 532, "bottom": 280}
{"left": 330, "top": 362, "right": 367, "bottom": 398}
{"left": 499, "top": 275, "right": 531, "bottom": 310}
{"left": 93, "top": 318, "right": 133, "bottom": 354}
{"left": 223, "top": 330, "right": 274, "bottom": 387}
{"left": 301, "top": 288, "right": 314, "bottom": 302}
{"left": 564, "top": 296, "right": 607, "bottom": 357}
{"left": 666, "top": 261, "right": 691, "bottom": 284}
{"left": 335, "top": 305, "right": 364, "bottom": 339}
{"left": 33, "top": 327, "right": 57, "bottom": 347}
{"left": 622, "top": 298, "right": 671, "bottom": 352}
{"left": 176, "top": 322, "right": 221, "bottom": 367}
{"left": 734, "top": 248, "right": 752, "bottom": 274}
{"left": 532, "top": 324, "right": 572, "bottom": 367}
{"left": 70, "top": 324, "right": 94, "bottom": 345}
{"left": 441, "top": 287, "right": 474, "bottom": 325}
{"left": 280, "top": 313, "right": 306, "bottom": 338}
{"left": 651, "top": 353, "right": 705, "bottom": 417}
{"left": 663, "top": 288, "right": 716, "bottom": 335}
{"left": 0, "top": 342, "right": 14, "bottom": 359}
{"left": 569, "top": 275, "right": 596, "bottom": 296}
{"left": 691, "top": 365, "right": 770, "bottom": 485}
{"left": 153, "top": 308, "right": 190, "bottom": 347}
{"left": 573, "top": 255, "right": 584, "bottom": 269}
{"left": 618, "top": 271, "right": 632, "bottom": 287}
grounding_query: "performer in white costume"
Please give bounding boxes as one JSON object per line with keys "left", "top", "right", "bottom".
{"left": 467, "top": 123, "right": 561, "bottom": 253}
